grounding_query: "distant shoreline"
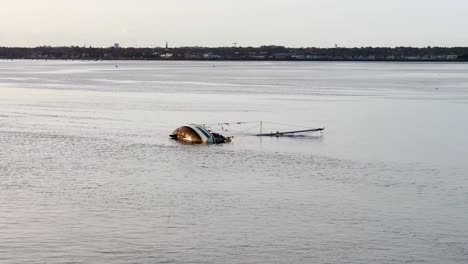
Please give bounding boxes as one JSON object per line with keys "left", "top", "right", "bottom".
{"left": 0, "top": 43, "right": 468, "bottom": 62}
{"left": 1, "top": 58, "right": 467, "bottom": 63}
{"left": 1, "top": 45, "right": 467, "bottom": 62}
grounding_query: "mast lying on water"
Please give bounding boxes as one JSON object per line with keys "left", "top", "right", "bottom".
{"left": 256, "top": 128, "right": 325, "bottom": 137}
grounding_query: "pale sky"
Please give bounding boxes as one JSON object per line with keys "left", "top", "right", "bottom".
{"left": 1, "top": 0, "right": 467, "bottom": 48}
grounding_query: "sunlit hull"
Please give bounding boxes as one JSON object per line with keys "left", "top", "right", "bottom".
{"left": 170, "top": 125, "right": 231, "bottom": 144}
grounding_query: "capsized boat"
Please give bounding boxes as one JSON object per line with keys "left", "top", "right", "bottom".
{"left": 170, "top": 125, "right": 232, "bottom": 144}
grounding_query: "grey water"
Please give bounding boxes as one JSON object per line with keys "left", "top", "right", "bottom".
{"left": 0, "top": 60, "right": 467, "bottom": 264}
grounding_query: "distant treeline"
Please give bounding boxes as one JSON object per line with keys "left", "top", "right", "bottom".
{"left": 1, "top": 45, "right": 468, "bottom": 61}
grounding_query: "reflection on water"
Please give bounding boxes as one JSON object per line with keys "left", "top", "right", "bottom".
{"left": 1, "top": 61, "right": 468, "bottom": 264}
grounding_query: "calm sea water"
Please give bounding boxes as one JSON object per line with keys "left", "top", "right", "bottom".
{"left": 1, "top": 60, "right": 467, "bottom": 264}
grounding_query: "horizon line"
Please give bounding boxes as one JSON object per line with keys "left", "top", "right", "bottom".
{"left": 1, "top": 44, "right": 466, "bottom": 49}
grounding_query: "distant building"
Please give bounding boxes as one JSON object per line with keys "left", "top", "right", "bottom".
{"left": 248, "top": 54, "right": 267, "bottom": 59}
{"left": 113, "top": 43, "right": 120, "bottom": 49}
{"left": 292, "top": 54, "right": 305, "bottom": 60}
{"left": 404, "top": 56, "right": 421, "bottom": 60}
{"left": 161, "top": 53, "right": 173, "bottom": 59}
{"left": 184, "top": 53, "right": 202, "bottom": 59}
{"left": 306, "top": 55, "right": 327, "bottom": 60}
{"left": 434, "top": 55, "right": 447, "bottom": 60}
{"left": 272, "top": 53, "right": 296, "bottom": 59}
{"left": 202, "top": 53, "right": 221, "bottom": 60}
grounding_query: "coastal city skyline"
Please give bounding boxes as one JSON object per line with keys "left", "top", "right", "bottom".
{"left": 1, "top": 0, "right": 468, "bottom": 48}
{"left": 1, "top": 45, "right": 467, "bottom": 61}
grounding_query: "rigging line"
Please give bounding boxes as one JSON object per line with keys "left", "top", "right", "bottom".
{"left": 228, "top": 123, "right": 262, "bottom": 135}
{"left": 203, "top": 123, "right": 257, "bottom": 133}
{"left": 201, "top": 121, "right": 262, "bottom": 126}
{"left": 262, "top": 121, "right": 316, "bottom": 128}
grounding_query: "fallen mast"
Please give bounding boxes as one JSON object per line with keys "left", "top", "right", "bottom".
{"left": 256, "top": 128, "right": 324, "bottom": 137}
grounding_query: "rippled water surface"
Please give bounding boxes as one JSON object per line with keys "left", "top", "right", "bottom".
{"left": 1, "top": 61, "right": 468, "bottom": 264}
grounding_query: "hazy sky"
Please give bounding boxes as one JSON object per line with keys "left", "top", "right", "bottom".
{"left": 1, "top": 0, "right": 467, "bottom": 48}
